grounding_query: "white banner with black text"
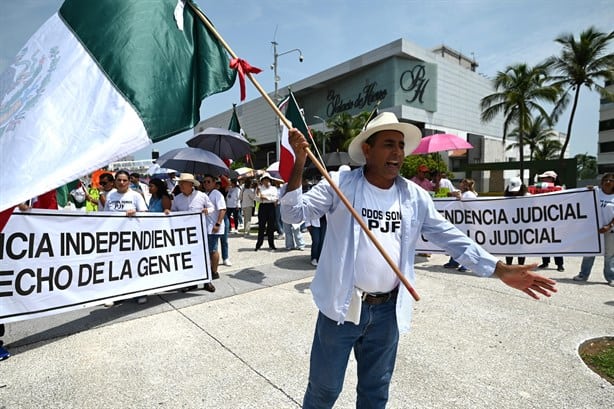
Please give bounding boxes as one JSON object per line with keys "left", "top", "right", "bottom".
{"left": 416, "top": 188, "right": 603, "bottom": 256}
{"left": 0, "top": 210, "right": 210, "bottom": 323}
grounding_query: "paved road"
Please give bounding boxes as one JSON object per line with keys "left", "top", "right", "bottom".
{"left": 1, "top": 232, "right": 613, "bottom": 408}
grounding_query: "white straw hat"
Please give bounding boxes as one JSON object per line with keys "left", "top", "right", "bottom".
{"left": 348, "top": 112, "right": 422, "bottom": 165}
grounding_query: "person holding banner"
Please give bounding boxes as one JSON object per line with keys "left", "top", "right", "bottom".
{"left": 281, "top": 112, "right": 557, "bottom": 409}
{"left": 168, "top": 173, "right": 217, "bottom": 293}
{"left": 444, "top": 178, "right": 478, "bottom": 272}
{"left": 573, "top": 174, "right": 614, "bottom": 286}
{"left": 536, "top": 171, "right": 565, "bottom": 272}
{"left": 504, "top": 177, "right": 529, "bottom": 266}
{"left": 8, "top": 188, "right": 61, "bottom": 357}
{"left": 0, "top": 324, "right": 9, "bottom": 361}
{"left": 102, "top": 170, "right": 149, "bottom": 305}
{"left": 103, "top": 170, "right": 147, "bottom": 215}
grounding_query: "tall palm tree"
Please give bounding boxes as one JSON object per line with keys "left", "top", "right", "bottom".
{"left": 481, "top": 63, "right": 560, "bottom": 181}
{"left": 533, "top": 139, "right": 562, "bottom": 161}
{"left": 546, "top": 27, "right": 614, "bottom": 160}
{"left": 575, "top": 153, "right": 597, "bottom": 179}
{"left": 506, "top": 115, "right": 557, "bottom": 161}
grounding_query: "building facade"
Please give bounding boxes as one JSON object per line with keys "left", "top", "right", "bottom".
{"left": 197, "top": 38, "right": 511, "bottom": 189}
{"left": 598, "top": 80, "right": 614, "bottom": 174}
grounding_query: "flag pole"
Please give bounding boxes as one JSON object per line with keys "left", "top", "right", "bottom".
{"left": 188, "top": 2, "right": 420, "bottom": 302}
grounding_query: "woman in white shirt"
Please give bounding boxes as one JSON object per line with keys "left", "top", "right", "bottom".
{"left": 574, "top": 173, "right": 614, "bottom": 285}
{"left": 240, "top": 179, "right": 257, "bottom": 236}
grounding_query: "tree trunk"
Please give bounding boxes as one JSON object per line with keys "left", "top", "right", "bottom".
{"left": 560, "top": 86, "right": 581, "bottom": 162}
{"left": 519, "top": 131, "right": 525, "bottom": 184}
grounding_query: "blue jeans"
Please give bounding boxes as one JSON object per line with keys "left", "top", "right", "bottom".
{"left": 283, "top": 222, "right": 305, "bottom": 249}
{"left": 275, "top": 205, "right": 283, "bottom": 234}
{"left": 578, "top": 256, "right": 614, "bottom": 283}
{"left": 309, "top": 226, "right": 324, "bottom": 261}
{"left": 218, "top": 213, "right": 230, "bottom": 260}
{"left": 303, "top": 298, "right": 399, "bottom": 409}
{"left": 578, "top": 232, "right": 614, "bottom": 283}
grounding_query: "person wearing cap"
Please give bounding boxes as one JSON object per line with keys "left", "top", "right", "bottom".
{"left": 536, "top": 170, "right": 565, "bottom": 271}
{"left": 573, "top": 173, "right": 614, "bottom": 286}
{"left": 410, "top": 164, "right": 434, "bottom": 191}
{"left": 504, "top": 177, "right": 529, "bottom": 266}
{"left": 280, "top": 112, "right": 557, "bottom": 408}
{"left": 254, "top": 172, "right": 279, "bottom": 251}
{"left": 168, "top": 173, "right": 216, "bottom": 293}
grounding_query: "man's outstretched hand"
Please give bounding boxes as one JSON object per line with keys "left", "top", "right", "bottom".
{"left": 494, "top": 262, "right": 557, "bottom": 299}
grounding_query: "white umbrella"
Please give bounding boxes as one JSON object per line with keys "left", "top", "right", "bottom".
{"left": 234, "top": 167, "right": 255, "bottom": 177}
{"left": 265, "top": 161, "right": 281, "bottom": 179}
{"left": 146, "top": 163, "right": 177, "bottom": 176}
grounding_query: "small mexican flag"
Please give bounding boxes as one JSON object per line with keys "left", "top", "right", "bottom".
{"left": 278, "top": 91, "right": 310, "bottom": 182}
{"left": 0, "top": 0, "right": 236, "bottom": 212}
{"left": 228, "top": 104, "right": 244, "bottom": 136}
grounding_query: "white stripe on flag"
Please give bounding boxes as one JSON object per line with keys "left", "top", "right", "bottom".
{"left": 0, "top": 13, "right": 150, "bottom": 211}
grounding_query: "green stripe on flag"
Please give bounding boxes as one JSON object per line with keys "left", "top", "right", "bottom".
{"left": 228, "top": 105, "right": 242, "bottom": 134}
{"left": 59, "top": 0, "right": 236, "bottom": 141}
{"left": 285, "top": 92, "right": 310, "bottom": 137}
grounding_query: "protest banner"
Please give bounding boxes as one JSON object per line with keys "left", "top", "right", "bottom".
{"left": 416, "top": 188, "right": 602, "bottom": 256}
{"left": 0, "top": 210, "right": 210, "bottom": 323}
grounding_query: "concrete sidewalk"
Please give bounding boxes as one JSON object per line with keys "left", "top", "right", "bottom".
{"left": 1, "top": 233, "right": 613, "bottom": 408}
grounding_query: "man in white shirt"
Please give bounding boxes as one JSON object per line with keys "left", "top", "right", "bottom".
{"left": 169, "top": 173, "right": 216, "bottom": 293}
{"left": 281, "top": 112, "right": 557, "bottom": 409}
{"left": 202, "top": 175, "right": 227, "bottom": 279}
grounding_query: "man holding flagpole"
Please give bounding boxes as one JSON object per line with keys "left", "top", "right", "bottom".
{"left": 281, "top": 112, "right": 557, "bottom": 408}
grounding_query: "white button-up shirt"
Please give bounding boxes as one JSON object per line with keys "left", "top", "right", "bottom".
{"left": 281, "top": 168, "right": 498, "bottom": 333}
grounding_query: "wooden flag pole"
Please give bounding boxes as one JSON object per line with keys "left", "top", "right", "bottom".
{"left": 189, "top": 2, "right": 420, "bottom": 302}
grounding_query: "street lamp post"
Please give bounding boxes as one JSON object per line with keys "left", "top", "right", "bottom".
{"left": 313, "top": 115, "right": 328, "bottom": 157}
{"left": 266, "top": 150, "right": 276, "bottom": 167}
{"left": 271, "top": 41, "right": 303, "bottom": 161}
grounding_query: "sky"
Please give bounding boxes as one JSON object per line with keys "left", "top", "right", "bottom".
{"left": 1, "top": 0, "right": 612, "bottom": 162}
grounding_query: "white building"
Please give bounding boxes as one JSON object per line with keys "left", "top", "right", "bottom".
{"left": 598, "top": 79, "right": 614, "bottom": 174}
{"left": 197, "top": 38, "right": 511, "bottom": 189}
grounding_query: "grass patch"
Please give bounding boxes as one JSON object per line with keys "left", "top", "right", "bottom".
{"left": 579, "top": 337, "right": 614, "bottom": 385}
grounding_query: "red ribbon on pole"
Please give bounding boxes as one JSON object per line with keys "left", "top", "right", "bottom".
{"left": 229, "top": 58, "right": 262, "bottom": 101}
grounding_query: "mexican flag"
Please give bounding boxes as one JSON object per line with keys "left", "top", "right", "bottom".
{"left": 228, "top": 104, "right": 244, "bottom": 136}
{"left": 279, "top": 91, "right": 310, "bottom": 182}
{"left": 0, "top": 0, "right": 236, "bottom": 213}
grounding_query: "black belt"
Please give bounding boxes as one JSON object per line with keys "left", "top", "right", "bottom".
{"left": 362, "top": 287, "right": 399, "bottom": 305}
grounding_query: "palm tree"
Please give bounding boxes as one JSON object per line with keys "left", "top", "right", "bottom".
{"left": 326, "top": 111, "right": 372, "bottom": 151}
{"left": 575, "top": 153, "right": 598, "bottom": 179}
{"left": 546, "top": 27, "right": 614, "bottom": 160}
{"left": 506, "top": 116, "right": 557, "bottom": 161}
{"left": 533, "top": 139, "right": 562, "bottom": 161}
{"left": 481, "top": 63, "right": 560, "bottom": 180}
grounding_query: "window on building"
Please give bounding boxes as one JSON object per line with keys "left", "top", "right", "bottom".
{"left": 599, "top": 118, "right": 614, "bottom": 132}
{"left": 599, "top": 141, "right": 614, "bottom": 153}
{"left": 598, "top": 164, "right": 614, "bottom": 175}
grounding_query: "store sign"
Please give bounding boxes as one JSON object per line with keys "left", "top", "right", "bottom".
{"left": 326, "top": 81, "right": 388, "bottom": 117}
{"left": 400, "top": 64, "right": 431, "bottom": 104}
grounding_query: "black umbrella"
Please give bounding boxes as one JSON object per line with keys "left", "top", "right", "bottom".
{"left": 322, "top": 152, "right": 360, "bottom": 167}
{"left": 156, "top": 147, "right": 230, "bottom": 176}
{"left": 186, "top": 127, "right": 251, "bottom": 161}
